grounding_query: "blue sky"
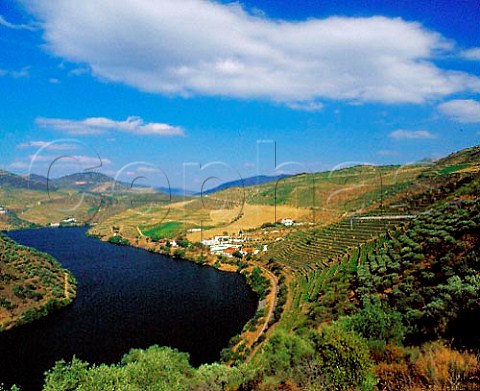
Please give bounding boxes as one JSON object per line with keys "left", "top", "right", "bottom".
{"left": 0, "top": 0, "right": 479, "bottom": 190}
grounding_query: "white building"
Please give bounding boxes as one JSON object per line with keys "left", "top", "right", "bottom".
{"left": 62, "top": 217, "right": 77, "bottom": 224}
{"left": 281, "top": 218, "right": 294, "bottom": 226}
{"left": 201, "top": 239, "right": 216, "bottom": 246}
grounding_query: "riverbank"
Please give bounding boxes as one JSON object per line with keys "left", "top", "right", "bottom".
{"left": 0, "top": 232, "right": 77, "bottom": 332}
{"left": 87, "top": 227, "right": 278, "bottom": 364}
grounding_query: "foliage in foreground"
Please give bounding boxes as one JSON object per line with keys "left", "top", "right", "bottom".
{"left": 43, "top": 345, "right": 257, "bottom": 391}
{"left": 42, "top": 324, "right": 377, "bottom": 391}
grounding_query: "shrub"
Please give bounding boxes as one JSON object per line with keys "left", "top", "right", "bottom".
{"left": 107, "top": 236, "right": 130, "bottom": 246}
{"left": 308, "top": 323, "right": 377, "bottom": 390}
{"left": 414, "top": 343, "right": 479, "bottom": 389}
{"left": 339, "top": 295, "right": 405, "bottom": 346}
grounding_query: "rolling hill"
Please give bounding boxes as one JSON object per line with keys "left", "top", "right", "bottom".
{"left": 0, "top": 169, "right": 176, "bottom": 230}
{"left": 201, "top": 174, "right": 290, "bottom": 195}
{"left": 0, "top": 170, "right": 50, "bottom": 192}
{"left": 89, "top": 145, "right": 480, "bottom": 244}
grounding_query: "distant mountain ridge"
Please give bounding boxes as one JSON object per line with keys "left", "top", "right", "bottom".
{"left": 156, "top": 187, "right": 197, "bottom": 196}
{"left": 2, "top": 144, "right": 478, "bottom": 196}
{"left": 0, "top": 170, "right": 50, "bottom": 191}
{"left": 201, "top": 174, "right": 290, "bottom": 195}
{"left": 51, "top": 172, "right": 126, "bottom": 192}
{"left": 0, "top": 170, "right": 130, "bottom": 193}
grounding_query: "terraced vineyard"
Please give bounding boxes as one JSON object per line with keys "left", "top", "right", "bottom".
{"left": 268, "top": 216, "right": 407, "bottom": 270}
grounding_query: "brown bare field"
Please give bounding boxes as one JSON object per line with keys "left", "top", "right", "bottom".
{"left": 188, "top": 203, "right": 311, "bottom": 241}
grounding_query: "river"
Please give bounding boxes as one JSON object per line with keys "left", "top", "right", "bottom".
{"left": 0, "top": 227, "right": 258, "bottom": 390}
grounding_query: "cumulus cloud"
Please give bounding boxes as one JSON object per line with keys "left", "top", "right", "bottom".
{"left": 36, "top": 116, "right": 185, "bottom": 136}
{"left": 390, "top": 129, "right": 436, "bottom": 140}
{"left": 437, "top": 99, "right": 480, "bottom": 123}
{"left": 24, "top": 0, "right": 480, "bottom": 106}
{"left": 461, "top": 48, "right": 480, "bottom": 61}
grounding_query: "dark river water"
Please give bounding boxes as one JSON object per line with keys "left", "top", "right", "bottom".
{"left": 0, "top": 227, "right": 258, "bottom": 390}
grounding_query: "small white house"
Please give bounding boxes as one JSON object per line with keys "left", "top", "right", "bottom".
{"left": 210, "top": 244, "right": 241, "bottom": 254}
{"left": 62, "top": 217, "right": 77, "bottom": 224}
{"left": 201, "top": 239, "right": 216, "bottom": 246}
{"left": 281, "top": 218, "right": 294, "bottom": 226}
{"left": 0, "top": 207, "right": 6, "bottom": 215}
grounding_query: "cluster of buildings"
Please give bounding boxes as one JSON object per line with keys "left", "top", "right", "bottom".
{"left": 197, "top": 218, "right": 297, "bottom": 258}
{"left": 49, "top": 217, "right": 78, "bottom": 228}
{"left": 201, "top": 235, "right": 264, "bottom": 258}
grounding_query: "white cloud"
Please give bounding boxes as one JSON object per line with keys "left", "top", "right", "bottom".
{"left": 137, "top": 166, "right": 161, "bottom": 173}
{"left": 0, "top": 15, "right": 37, "bottom": 31}
{"left": 437, "top": 99, "right": 480, "bottom": 123}
{"left": 0, "top": 67, "right": 30, "bottom": 78}
{"left": 28, "top": 154, "right": 112, "bottom": 167}
{"left": 9, "top": 154, "right": 111, "bottom": 174}
{"left": 68, "top": 67, "right": 90, "bottom": 76}
{"left": 36, "top": 116, "right": 185, "bottom": 136}
{"left": 461, "top": 48, "right": 480, "bottom": 61}
{"left": 24, "top": 0, "right": 480, "bottom": 105}
{"left": 17, "top": 141, "right": 78, "bottom": 151}
{"left": 11, "top": 67, "right": 30, "bottom": 78}
{"left": 390, "top": 129, "right": 436, "bottom": 140}
{"left": 8, "top": 161, "right": 29, "bottom": 170}
{"left": 286, "top": 101, "right": 324, "bottom": 112}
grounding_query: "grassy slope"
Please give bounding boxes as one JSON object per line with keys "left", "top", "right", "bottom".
{"left": 246, "top": 153, "right": 480, "bottom": 388}
{"left": 0, "top": 185, "right": 174, "bottom": 230}
{"left": 89, "top": 164, "right": 428, "bottom": 243}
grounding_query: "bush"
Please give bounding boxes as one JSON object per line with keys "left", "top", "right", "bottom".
{"left": 44, "top": 346, "right": 196, "bottom": 390}
{"left": 107, "top": 236, "right": 130, "bottom": 246}
{"left": 308, "top": 323, "right": 377, "bottom": 390}
{"left": 415, "top": 343, "right": 479, "bottom": 389}
{"left": 339, "top": 295, "right": 405, "bottom": 346}
{"left": 262, "top": 325, "right": 377, "bottom": 390}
